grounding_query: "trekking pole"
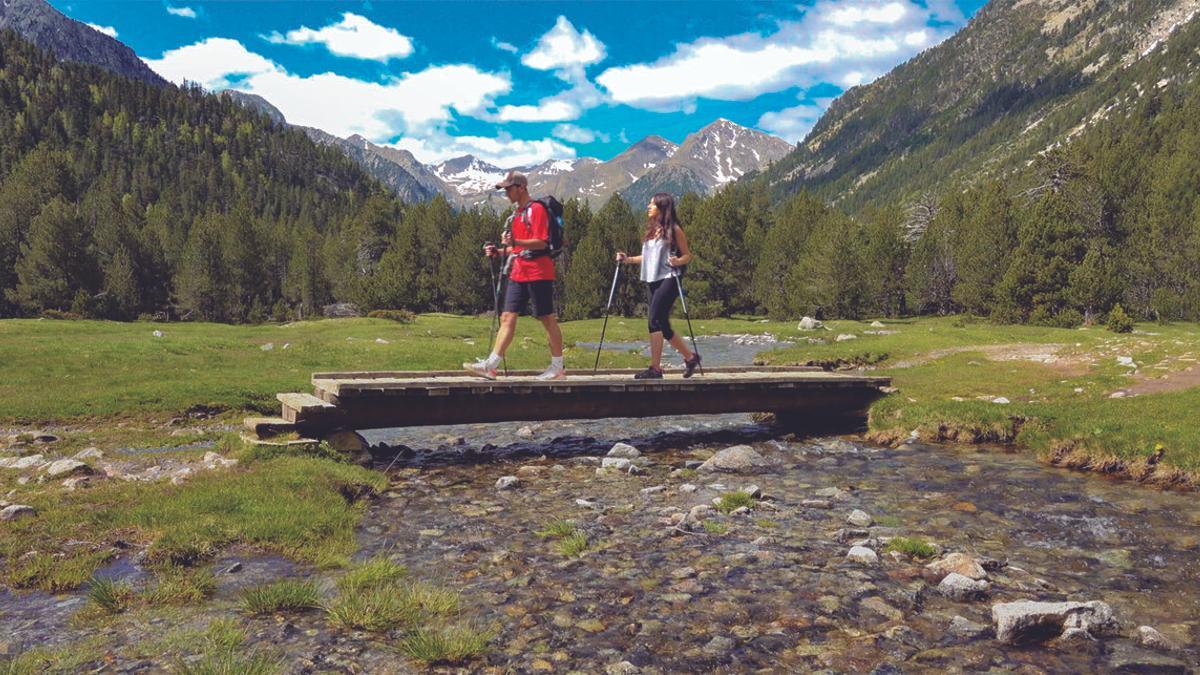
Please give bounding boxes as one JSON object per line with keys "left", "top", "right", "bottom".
{"left": 487, "top": 245, "right": 500, "bottom": 350}
{"left": 593, "top": 261, "right": 622, "bottom": 374}
{"left": 675, "top": 273, "right": 703, "bottom": 375}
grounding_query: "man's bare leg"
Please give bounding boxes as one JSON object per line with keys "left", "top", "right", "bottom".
{"left": 494, "top": 312, "right": 519, "bottom": 357}
{"left": 539, "top": 314, "right": 563, "bottom": 357}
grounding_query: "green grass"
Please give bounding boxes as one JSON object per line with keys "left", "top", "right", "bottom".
{"left": 534, "top": 519, "right": 578, "bottom": 539}
{"left": 400, "top": 624, "right": 495, "bottom": 664}
{"left": 883, "top": 536, "right": 938, "bottom": 559}
{"left": 554, "top": 531, "right": 591, "bottom": 558}
{"left": 0, "top": 315, "right": 775, "bottom": 423}
{"left": 715, "top": 491, "right": 756, "bottom": 514}
{"left": 144, "top": 565, "right": 216, "bottom": 605}
{"left": 1, "top": 455, "right": 387, "bottom": 590}
{"left": 336, "top": 556, "right": 408, "bottom": 594}
{"left": 240, "top": 578, "right": 322, "bottom": 615}
{"left": 702, "top": 520, "right": 728, "bottom": 535}
{"left": 175, "top": 618, "right": 281, "bottom": 675}
{"left": 84, "top": 576, "right": 135, "bottom": 615}
{"left": 756, "top": 316, "right": 1200, "bottom": 480}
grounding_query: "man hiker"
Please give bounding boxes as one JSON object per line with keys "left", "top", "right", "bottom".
{"left": 464, "top": 170, "right": 565, "bottom": 380}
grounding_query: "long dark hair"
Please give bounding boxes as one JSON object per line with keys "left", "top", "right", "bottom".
{"left": 643, "top": 192, "right": 680, "bottom": 244}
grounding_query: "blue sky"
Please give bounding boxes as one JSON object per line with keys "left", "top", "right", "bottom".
{"left": 56, "top": 1, "right": 988, "bottom": 166}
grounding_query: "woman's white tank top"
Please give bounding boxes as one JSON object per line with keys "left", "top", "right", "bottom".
{"left": 640, "top": 236, "right": 676, "bottom": 283}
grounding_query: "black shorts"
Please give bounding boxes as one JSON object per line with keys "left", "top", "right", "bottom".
{"left": 503, "top": 279, "right": 556, "bottom": 317}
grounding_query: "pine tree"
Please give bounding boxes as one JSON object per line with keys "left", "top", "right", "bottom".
{"left": 951, "top": 182, "right": 1017, "bottom": 315}
{"left": 176, "top": 213, "right": 233, "bottom": 321}
{"left": 753, "top": 191, "right": 825, "bottom": 319}
{"left": 101, "top": 245, "right": 140, "bottom": 320}
{"left": 8, "top": 198, "right": 99, "bottom": 313}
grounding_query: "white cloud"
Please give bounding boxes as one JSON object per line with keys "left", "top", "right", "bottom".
{"left": 166, "top": 5, "right": 197, "bottom": 19}
{"left": 492, "top": 37, "right": 518, "bottom": 54}
{"left": 391, "top": 131, "right": 575, "bottom": 166}
{"left": 143, "top": 37, "right": 512, "bottom": 153}
{"left": 523, "top": 15, "right": 605, "bottom": 74}
{"left": 86, "top": 22, "right": 118, "bottom": 38}
{"left": 263, "top": 12, "right": 414, "bottom": 61}
{"left": 552, "top": 124, "right": 609, "bottom": 144}
{"left": 757, "top": 101, "right": 827, "bottom": 143}
{"left": 596, "top": 0, "right": 962, "bottom": 111}
{"left": 495, "top": 16, "right": 607, "bottom": 123}
{"left": 144, "top": 38, "right": 280, "bottom": 90}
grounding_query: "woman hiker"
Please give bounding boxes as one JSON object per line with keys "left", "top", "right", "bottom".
{"left": 615, "top": 192, "right": 702, "bottom": 380}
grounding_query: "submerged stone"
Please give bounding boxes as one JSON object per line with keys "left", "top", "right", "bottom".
{"left": 992, "top": 600, "right": 1118, "bottom": 644}
{"left": 698, "top": 445, "right": 770, "bottom": 473}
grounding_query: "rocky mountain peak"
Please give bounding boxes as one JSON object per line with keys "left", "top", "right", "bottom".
{"left": 0, "top": 0, "right": 167, "bottom": 86}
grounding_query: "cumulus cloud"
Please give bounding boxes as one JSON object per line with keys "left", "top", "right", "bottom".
{"left": 757, "top": 101, "right": 827, "bottom": 143}
{"left": 522, "top": 15, "right": 605, "bottom": 75}
{"left": 390, "top": 131, "right": 575, "bottom": 167}
{"left": 596, "top": 0, "right": 963, "bottom": 111}
{"left": 143, "top": 38, "right": 508, "bottom": 142}
{"left": 552, "top": 123, "right": 609, "bottom": 144}
{"left": 144, "top": 38, "right": 281, "bottom": 90}
{"left": 263, "top": 12, "right": 414, "bottom": 61}
{"left": 166, "top": 5, "right": 197, "bottom": 19}
{"left": 491, "top": 37, "right": 518, "bottom": 54}
{"left": 497, "top": 16, "right": 607, "bottom": 123}
{"left": 86, "top": 22, "right": 118, "bottom": 38}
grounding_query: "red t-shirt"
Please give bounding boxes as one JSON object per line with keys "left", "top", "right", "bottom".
{"left": 510, "top": 201, "right": 555, "bottom": 282}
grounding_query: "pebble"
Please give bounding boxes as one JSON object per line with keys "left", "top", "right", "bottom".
{"left": 1137, "top": 625, "right": 1176, "bottom": 651}
{"left": 679, "top": 484, "right": 698, "bottom": 493}
{"left": 815, "top": 486, "right": 849, "bottom": 499}
{"left": 575, "top": 498, "right": 600, "bottom": 509}
{"left": 947, "top": 615, "right": 989, "bottom": 639}
{"left": 605, "top": 661, "right": 640, "bottom": 675}
{"left": 607, "top": 443, "right": 641, "bottom": 459}
{"left": 639, "top": 485, "right": 666, "bottom": 496}
{"left": 801, "top": 499, "right": 833, "bottom": 509}
{"left": 743, "top": 484, "right": 762, "bottom": 499}
{"left": 602, "top": 458, "right": 632, "bottom": 471}
{"left": 925, "top": 552, "right": 987, "bottom": 581}
{"left": 516, "top": 426, "right": 535, "bottom": 438}
{"left": 937, "top": 573, "right": 990, "bottom": 601}
{"left": 702, "top": 635, "right": 735, "bottom": 654}
{"left": 847, "top": 546, "right": 879, "bottom": 564}
{"left": 495, "top": 476, "right": 520, "bottom": 490}
{"left": 847, "top": 509, "right": 873, "bottom": 527}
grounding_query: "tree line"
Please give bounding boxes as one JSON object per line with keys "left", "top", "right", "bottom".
{"left": 2, "top": 29, "right": 1200, "bottom": 326}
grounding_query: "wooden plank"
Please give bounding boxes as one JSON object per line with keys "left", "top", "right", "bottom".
{"left": 311, "top": 365, "right": 824, "bottom": 382}
{"left": 277, "top": 392, "right": 335, "bottom": 412}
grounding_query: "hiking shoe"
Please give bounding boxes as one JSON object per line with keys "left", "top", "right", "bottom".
{"left": 536, "top": 364, "right": 566, "bottom": 380}
{"left": 683, "top": 353, "right": 702, "bottom": 378}
{"left": 633, "top": 366, "right": 663, "bottom": 379}
{"left": 463, "top": 359, "right": 498, "bottom": 380}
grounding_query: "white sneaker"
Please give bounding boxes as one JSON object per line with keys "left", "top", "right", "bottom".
{"left": 535, "top": 364, "right": 566, "bottom": 380}
{"left": 464, "top": 359, "right": 498, "bottom": 380}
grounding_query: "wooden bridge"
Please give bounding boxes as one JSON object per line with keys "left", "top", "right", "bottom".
{"left": 245, "top": 366, "right": 892, "bottom": 452}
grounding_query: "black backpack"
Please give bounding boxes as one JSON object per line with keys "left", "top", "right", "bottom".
{"left": 521, "top": 197, "right": 566, "bottom": 259}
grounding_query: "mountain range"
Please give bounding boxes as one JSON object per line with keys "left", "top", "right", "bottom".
{"left": 760, "top": 0, "right": 1200, "bottom": 212}
{"left": 225, "top": 89, "right": 792, "bottom": 210}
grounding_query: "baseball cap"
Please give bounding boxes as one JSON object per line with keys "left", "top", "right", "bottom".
{"left": 495, "top": 171, "right": 528, "bottom": 190}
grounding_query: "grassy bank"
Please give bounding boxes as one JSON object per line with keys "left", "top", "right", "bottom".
{"left": 759, "top": 316, "right": 1200, "bottom": 484}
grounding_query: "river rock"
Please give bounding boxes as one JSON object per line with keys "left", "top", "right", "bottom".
{"left": 0, "top": 454, "right": 44, "bottom": 470}
{"left": 925, "top": 552, "right": 987, "bottom": 582}
{"left": 836, "top": 334, "right": 858, "bottom": 342}
{"left": 938, "top": 573, "right": 990, "bottom": 601}
{"left": 742, "top": 484, "right": 762, "bottom": 499}
{"left": 801, "top": 499, "right": 833, "bottom": 509}
{"left": 699, "top": 445, "right": 770, "bottom": 473}
{"left": 516, "top": 465, "right": 545, "bottom": 478}
{"left": 948, "top": 615, "right": 989, "bottom": 639}
{"left": 847, "top": 509, "right": 873, "bottom": 527}
{"left": 815, "top": 486, "right": 850, "bottom": 499}
{"left": 847, "top": 546, "right": 878, "bottom": 564}
{"left": 0, "top": 504, "right": 35, "bottom": 521}
{"left": 43, "top": 459, "right": 92, "bottom": 479}
{"left": 202, "top": 452, "right": 238, "bottom": 469}
{"left": 798, "top": 316, "right": 823, "bottom": 330}
{"left": 639, "top": 485, "right": 666, "bottom": 496}
{"left": 495, "top": 476, "right": 520, "bottom": 490}
{"left": 606, "top": 661, "right": 640, "bottom": 675}
{"left": 1136, "top": 625, "right": 1176, "bottom": 651}
{"left": 602, "top": 457, "right": 632, "bottom": 470}
{"left": 73, "top": 447, "right": 104, "bottom": 461}
{"left": 607, "top": 443, "right": 641, "bottom": 459}
{"left": 1107, "top": 643, "right": 1188, "bottom": 673}
{"left": 991, "top": 600, "right": 1119, "bottom": 644}
{"left": 702, "top": 635, "right": 735, "bottom": 655}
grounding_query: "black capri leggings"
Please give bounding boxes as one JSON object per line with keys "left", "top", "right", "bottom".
{"left": 646, "top": 277, "right": 679, "bottom": 340}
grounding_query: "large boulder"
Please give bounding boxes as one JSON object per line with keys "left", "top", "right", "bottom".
{"left": 0, "top": 504, "right": 35, "bottom": 521}
{"left": 698, "top": 445, "right": 770, "bottom": 473}
{"left": 798, "top": 316, "right": 823, "bottom": 330}
{"left": 606, "top": 443, "right": 641, "bottom": 459}
{"left": 42, "top": 459, "right": 93, "bottom": 479}
{"left": 992, "top": 600, "right": 1119, "bottom": 644}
